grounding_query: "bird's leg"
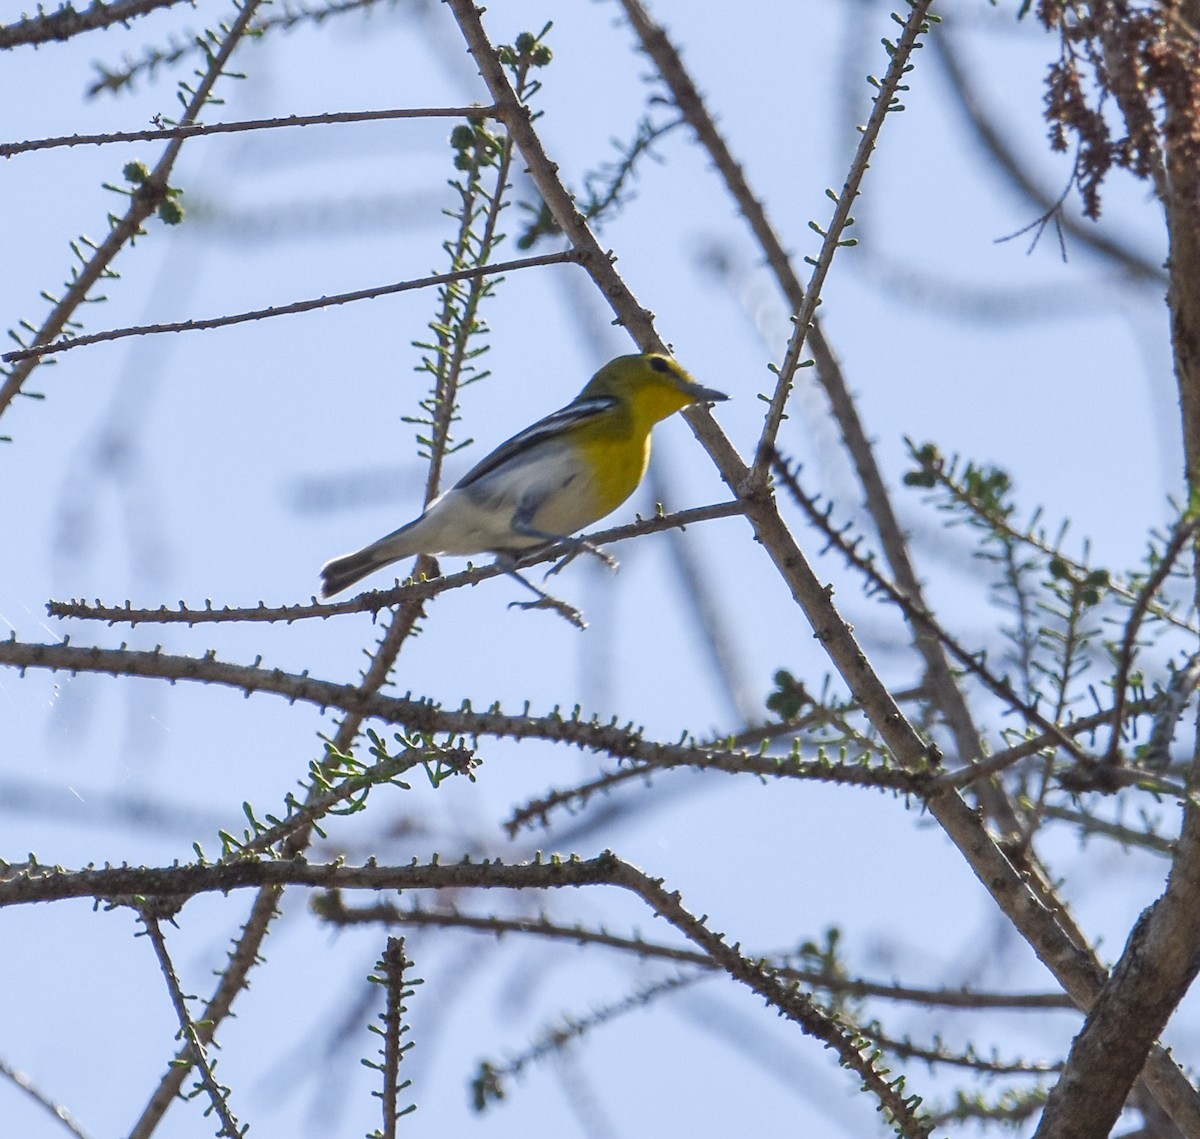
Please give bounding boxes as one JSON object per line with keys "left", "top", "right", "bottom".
{"left": 508, "top": 520, "right": 619, "bottom": 580}
{"left": 508, "top": 498, "right": 620, "bottom": 580}
{"left": 542, "top": 535, "right": 618, "bottom": 579}
{"left": 494, "top": 553, "right": 588, "bottom": 629}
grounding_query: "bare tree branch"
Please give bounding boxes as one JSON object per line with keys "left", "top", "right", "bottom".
{"left": 0, "top": 0, "right": 187, "bottom": 48}
{"left": 0, "top": 105, "right": 504, "bottom": 158}
{"left": 2, "top": 251, "right": 581, "bottom": 363}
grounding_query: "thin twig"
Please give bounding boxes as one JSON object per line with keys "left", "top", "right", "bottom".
{"left": 504, "top": 746, "right": 923, "bottom": 836}
{"left": 47, "top": 501, "right": 745, "bottom": 624}
{"left": 618, "top": 0, "right": 997, "bottom": 830}
{"left": 228, "top": 746, "right": 474, "bottom": 858}
{"left": 0, "top": 0, "right": 186, "bottom": 48}
{"left": 771, "top": 452, "right": 1093, "bottom": 766}
{"left": 868, "top": 1027, "right": 1062, "bottom": 1078}
{"left": 751, "top": 0, "right": 937, "bottom": 481}
{"left": 472, "top": 971, "right": 702, "bottom": 1104}
{"left": 0, "top": 1057, "right": 95, "bottom": 1139}
{"left": 419, "top": 101, "right": 518, "bottom": 505}
{"left": 2, "top": 251, "right": 582, "bottom": 363}
{"left": 370, "top": 937, "right": 414, "bottom": 1138}
{"left": 141, "top": 913, "right": 244, "bottom": 1138}
{"left": 935, "top": 700, "right": 1156, "bottom": 791}
{"left": 0, "top": 0, "right": 266, "bottom": 418}
{"left": 1106, "top": 517, "right": 1198, "bottom": 761}
{"left": 318, "top": 897, "right": 1075, "bottom": 1010}
{"left": 1, "top": 105, "right": 503, "bottom": 158}
{"left": 5, "top": 852, "right": 937, "bottom": 1136}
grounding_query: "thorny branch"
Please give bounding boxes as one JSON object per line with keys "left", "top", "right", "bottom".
{"left": 140, "top": 913, "right": 243, "bottom": 1137}
{"left": 0, "top": 0, "right": 267, "bottom": 419}
{"left": 0, "top": 105, "right": 503, "bottom": 159}
{"left": 8, "top": 2, "right": 1200, "bottom": 1134}
{"left": 0, "top": 636, "right": 926, "bottom": 794}
{"left": 2, "top": 252, "right": 581, "bottom": 364}
{"left": 617, "top": 0, "right": 997, "bottom": 832}
{"left": 2, "top": 852, "right": 934, "bottom": 1136}
{"left": 0, "top": 0, "right": 187, "bottom": 48}
{"left": 46, "top": 501, "right": 745, "bottom": 624}
{"left": 317, "top": 895, "right": 1075, "bottom": 1010}
{"left": 439, "top": 4, "right": 1200, "bottom": 1127}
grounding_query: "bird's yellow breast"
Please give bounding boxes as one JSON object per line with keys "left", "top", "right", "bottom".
{"left": 576, "top": 430, "right": 652, "bottom": 516}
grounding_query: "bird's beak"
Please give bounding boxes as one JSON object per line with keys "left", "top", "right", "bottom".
{"left": 689, "top": 383, "right": 729, "bottom": 406}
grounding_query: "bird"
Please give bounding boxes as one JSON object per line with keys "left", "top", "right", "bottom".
{"left": 319, "top": 352, "right": 727, "bottom": 606}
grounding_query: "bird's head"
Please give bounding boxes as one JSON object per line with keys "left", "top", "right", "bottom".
{"left": 582, "top": 353, "right": 728, "bottom": 425}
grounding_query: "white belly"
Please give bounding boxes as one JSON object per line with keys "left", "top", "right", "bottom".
{"left": 413, "top": 445, "right": 604, "bottom": 555}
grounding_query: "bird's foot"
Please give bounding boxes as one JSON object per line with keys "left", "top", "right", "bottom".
{"left": 507, "top": 593, "right": 588, "bottom": 630}
{"left": 544, "top": 540, "right": 618, "bottom": 580}
{"left": 499, "top": 561, "right": 589, "bottom": 629}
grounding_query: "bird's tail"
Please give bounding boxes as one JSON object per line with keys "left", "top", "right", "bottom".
{"left": 320, "top": 524, "right": 420, "bottom": 599}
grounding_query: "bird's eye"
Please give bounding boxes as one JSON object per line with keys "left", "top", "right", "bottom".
{"left": 650, "top": 357, "right": 671, "bottom": 374}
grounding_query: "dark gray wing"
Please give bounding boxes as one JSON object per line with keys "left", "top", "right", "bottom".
{"left": 454, "top": 396, "right": 618, "bottom": 489}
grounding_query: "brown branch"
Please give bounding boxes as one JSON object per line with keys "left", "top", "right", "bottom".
{"left": 318, "top": 897, "right": 1076, "bottom": 1010}
{"left": 0, "top": 636, "right": 924, "bottom": 791}
{"left": 0, "top": 105, "right": 504, "bottom": 158}
{"left": 2, "top": 251, "right": 581, "bottom": 363}
{"left": 0, "top": 853, "right": 630, "bottom": 907}
{"left": 437, "top": 4, "right": 1200, "bottom": 1126}
{"left": 0, "top": 1057, "right": 94, "bottom": 1139}
{"left": 1033, "top": 799, "right": 1200, "bottom": 1138}
{"left": 0, "top": 0, "right": 185, "bottom": 48}
{"left": 1106, "top": 515, "right": 1198, "bottom": 762}
{"left": 372, "top": 937, "right": 413, "bottom": 1139}
{"left": 617, "top": 0, "right": 998, "bottom": 831}
{"left": 505, "top": 764, "right": 658, "bottom": 834}
{"left": 0, "top": 0, "right": 266, "bottom": 420}
{"left": 750, "top": 0, "right": 938, "bottom": 478}
{"left": 3, "top": 852, "right": 934, "bottom": 1136}
{"left": 505, "top": 752, "right": 924, "bottom": 833}
{"left": 46, "top": 501, "right": 745, "bottom": 624}
{"left": 141, "top": 913, "right": 243, "bottom": 1137}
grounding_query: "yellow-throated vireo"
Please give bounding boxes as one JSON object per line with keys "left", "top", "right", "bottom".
{"left": 320, "top": 352, "right": 727, "bottom": 605}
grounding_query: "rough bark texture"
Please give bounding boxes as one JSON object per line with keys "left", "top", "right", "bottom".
{"left": 1034, "top": 805, "right": 1200, "bottom": 1137}
{"left": 1035, "top": 4, "right": 1200, "bottom": 1135}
